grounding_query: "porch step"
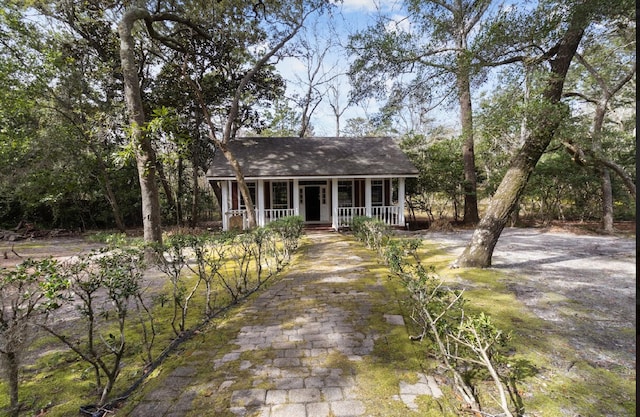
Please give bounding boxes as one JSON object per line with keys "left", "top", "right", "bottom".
{"left": 303, "top": 224, "right": 334, "bottom": 232}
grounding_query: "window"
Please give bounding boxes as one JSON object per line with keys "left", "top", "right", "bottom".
{"left": 371, "top": 180, "right": 384, "bottom": 206}
{"left": 392, "top": 179, "right": 399, "bottom": 204}
{"left": 271, "top": 181, "right": 289, "bottom": 209}
{"left": 239, "top": 182, "right": 256, "bottom": 209}
{"left": 338, "top": 180, "right": 353, "bottom": 207}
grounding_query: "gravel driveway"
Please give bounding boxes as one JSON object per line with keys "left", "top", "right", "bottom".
{"left": 415, "top": 227, "right": 636, "bottom": 372}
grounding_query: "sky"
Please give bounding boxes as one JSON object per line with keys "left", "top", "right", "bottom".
{"left": 275, "top": 0, "right": 418, "bottom": 136}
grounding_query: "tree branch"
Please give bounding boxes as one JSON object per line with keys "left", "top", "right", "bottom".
{"left": 562, "top": 141, "right": 636, "bottom": 198}
{"left": 223, "top": 9, "right": 316, "bottom": 143}
{"left": 563, "top": 91, "right": 598, "bottom": 104}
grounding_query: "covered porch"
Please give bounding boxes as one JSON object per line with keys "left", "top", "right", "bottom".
{"left": 218, "top": 177, "right": 408, "bottom": 231}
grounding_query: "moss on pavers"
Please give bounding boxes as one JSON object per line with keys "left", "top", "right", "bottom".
{"left": 117, "top": 232, "right": 451, "bottom": 416}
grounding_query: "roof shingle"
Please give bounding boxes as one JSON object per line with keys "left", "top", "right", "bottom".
{"left": 206, "top": 137, "right": 419, "bottom": 178}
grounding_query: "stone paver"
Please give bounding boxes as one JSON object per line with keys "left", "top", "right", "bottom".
{"left": 125, "top": 231, "right": 442, "bottom": 416}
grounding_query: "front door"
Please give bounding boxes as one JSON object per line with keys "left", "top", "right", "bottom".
{"left": 304, "top": 186, "right": 321, "bottom": 221}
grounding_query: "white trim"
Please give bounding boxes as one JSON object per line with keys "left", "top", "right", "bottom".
{"left": 399, "top": 177, "right": 406, "bottom": 226}
{"left": 257, "top": 180, "right": 265, "bottom": 227}
{"left": 293, "top": 179, "right": 299, "bottom": 219}
{"left": 270, "top": 180, "right": 290, "bottom": 210}
{"left": 208, "top": 174, "right": 417, "bottom": 181}
{"left": 331, "top": 179, "right": 339, "bottom": 230}
{"left": 371, "top": 179, "right": 384, "bottom": 206}
{"left": 337, "top": 179, "right": 354, "bottom": 208}
{"left": 365, "top": 178, "right": 372, "bottom": 217}
{"left": 238, "top": 181, "right": 257, "bottom": 210}
{"left": 219, "top": 176, "right": 410, "bottom": 231}
{"left": 221, "top": 180, "right": 229, "bottom": 231}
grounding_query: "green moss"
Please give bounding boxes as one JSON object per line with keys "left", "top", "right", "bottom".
{"left": 12, "top": 231, "right": 634, "bottom": 417}
{"left": 352, "top": 360, "right": 459, "bottom": 417}
{"left": 523, "top": 363, "right": 636, "bottom": 416}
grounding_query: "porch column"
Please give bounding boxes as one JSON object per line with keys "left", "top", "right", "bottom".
{"left": 292, "top": 179, "right": 299, "bottom": 217}
{"left": 221, "top": 180, "right": 229, "bottom": 231}
{"left": 257, "top": 179, "right": 265, "bottom": 227}
{"left": 398, "top": 177, "right": 406, "bottom": 226}
{"left": 331, "top": 179, "right": 339, "bottom": 230}
{"left": 365, "top": 178, "right": 372, "bottom": 217}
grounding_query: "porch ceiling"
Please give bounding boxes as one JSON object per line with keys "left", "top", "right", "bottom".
{"left": 207, "top": 136, "right": 419, "bottom": 179}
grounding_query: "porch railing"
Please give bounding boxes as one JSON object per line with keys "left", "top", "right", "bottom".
{"left": 264, "top": 208, "right": 297, "bottom": 222}
{"left": 337, "top": 206, "right": 401, "bottom": 228}
{"left": 372, "top": 206, "right": 400, "bottom": 226}
{"left": 226, "top": 209, "right": 249, "bottom": 230}
{"left": 225, "top": 208, "right": 298, "bottom": 230}
{"left": 336, "top": 207, "right": 363, "bottom": 228}
{"left": 227, "top": 206, "right": 401, "bottom": 230}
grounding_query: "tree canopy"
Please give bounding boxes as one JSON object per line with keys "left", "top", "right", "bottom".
{"left": 0, "top": 0, "right": 634, "bottom": 247}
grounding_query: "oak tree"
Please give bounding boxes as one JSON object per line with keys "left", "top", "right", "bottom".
{"left": 454, "top": 0, "right": 635, "bottom": 267}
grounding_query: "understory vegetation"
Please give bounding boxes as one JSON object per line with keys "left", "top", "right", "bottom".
{"left": 401, "top": 134, "right": 636, "bottom": 227}
{"left": 350, "top": 215, "right": 635, "bottom": 416}
{"left": 0, "top": 217, "right": 303, "bottom": 417}
{"left": 351, "top": 216, "right": 526, "bottom": 416}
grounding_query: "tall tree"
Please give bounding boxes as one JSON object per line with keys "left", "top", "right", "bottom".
{"left": 261, "top": 98, "right": 303, "bottom": 136}
{"left": 401, "top": 132, "right": 465, "bottom": 221}
{"left": 118, "top": 7, "right": 165, "bottom": 246}
{"left": 348, "top": 0, "right": 502, "bottom": 224}
{"left": 288, "top": 19, "right": 341, "bottom": 137}
{"left": 24, "top": 0, "right": 321, "bottom": 235}
{"left": 182, "top": 0, "right": 331, "bottom": 228}
{"left": 454, "top": 0, "right": 635, "bottom": 267}
{"left": 562, "top": 24, "right": 636, "bottom": 232}
{"left": 326, "top": 74, "right": 353, "bottom": 136}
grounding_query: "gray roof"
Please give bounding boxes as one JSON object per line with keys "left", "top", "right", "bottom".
{"left": 207, "top": 136, "right": 419, "bottom": 179}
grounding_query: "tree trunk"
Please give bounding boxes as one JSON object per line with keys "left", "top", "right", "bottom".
{"left": 454, "top": 19, "right": 585, "bottom": 268}
{"left": 96, "top": 155, "right": 126, "bottom": 232}
{"left": 156, "top": 160, "right": 177, "bottom": 225}
{"left": 458, "top": 57, "right": 479, "bottom": 224}
{"left": 600, "top": 167, "right": 614, "bottom": 232}
{"left": 218, "top": 143, "right": 257, "bottom": 228}
{"left": 190, "top": 162, "right": 200, "bottom": 228}
{"left": 597, "top": 156, "right": 636, "bottom": 198}
{"left": 298, "top": 95, "right": 312, "bottom": 138}
{"left": 3, "top": 351, "right": 20, "bottom": 417}
{"left": 209, "top": 180, "right": 223, "bottom": 218}
{"left": 103, "top": 178, "right": 127, "bottom": 232}
{"left": 118, "top": 8, "right": 163, "bottom": 247}
{"left": 590, "top": 100, "right": 613, "bottom": 232}
{"left": 177, "top": 157, "right": 184, "bottom": 226}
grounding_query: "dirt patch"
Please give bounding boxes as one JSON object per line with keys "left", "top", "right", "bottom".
{"left": 410, "top": 226, "right": 636, "bottom": 372}
{"left": 0, "top": 237, "right": 106, "bottom": 269}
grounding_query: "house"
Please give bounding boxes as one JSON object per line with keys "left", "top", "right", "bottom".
{"left": 206, "top": 136, "right": 419, "bottom": 231}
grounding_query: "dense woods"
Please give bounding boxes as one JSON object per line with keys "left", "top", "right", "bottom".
{"left": 0, "top": 0, "right": 635, "bottom": 252}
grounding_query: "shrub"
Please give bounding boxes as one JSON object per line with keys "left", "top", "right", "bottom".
{"left": 267, "top": 215, "right": 304, "bottom": 258}
{"left": 10, "top": 225, "right": 306, "bottom": 413}
{"left": 41, "top": 248, "right": 146, "bottom": 406}
{"left": 350, "top": 216, "right": 390, "bottom": 255}
{"left": 377, "top": 236, "right": 524, "bottom": 416}
{"left": 1, "top": 258, "right": 63, "bottom": 417}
